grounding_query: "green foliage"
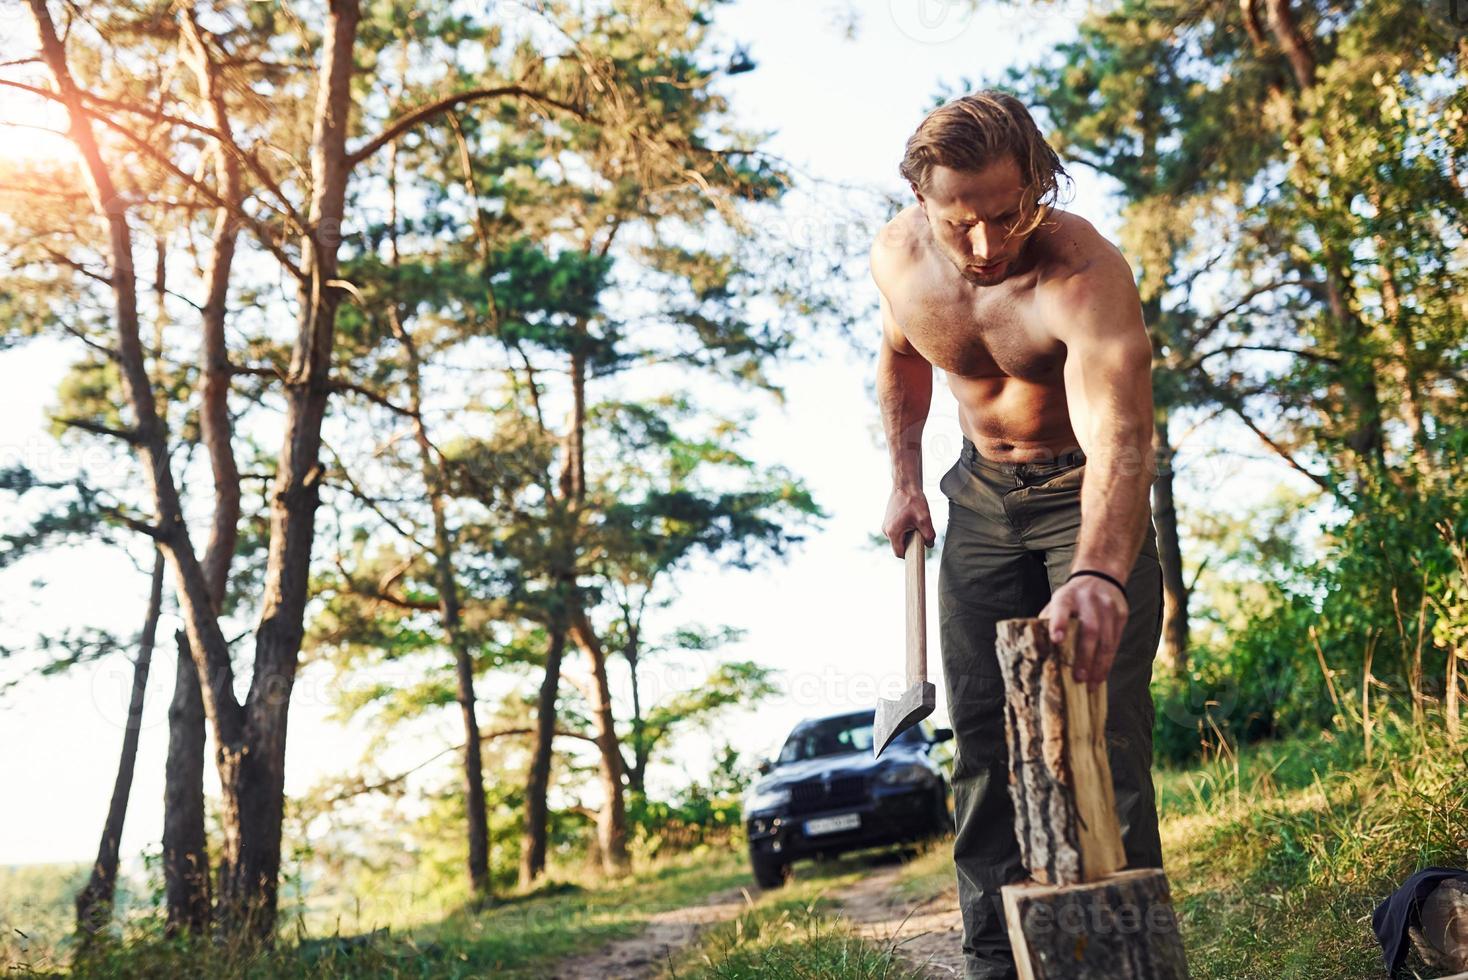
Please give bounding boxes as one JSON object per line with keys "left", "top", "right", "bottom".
{"left": 0, "top": 468, "right": 117, "bottom": 574}
{"left": 626, "top": 743, "right": 756, "bottom": 859}
{"left": 999, "top": 0, "right": 1468, "bottom": 767}
{"left": 488, "top": 240, "right": 616, "bottom": 361}
{"left": 641, "top": 665, "right": 778, "bottom": 759}
{"left": 1155, "top": 442, "right": 1466, "bottom": 762}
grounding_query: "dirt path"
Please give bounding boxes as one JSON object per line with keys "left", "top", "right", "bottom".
{"left": 547, "top": 859, "right": 964, "bottom": 980}
{"left": 548, "top": 885, "right": 752, "bottom": 980}
{"left": 832, "top": 863, "right": 966, "bottom": 979}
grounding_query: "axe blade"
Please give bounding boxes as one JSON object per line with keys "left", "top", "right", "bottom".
{"left": 873, "top": 680, "right": 935, "bottom": 758}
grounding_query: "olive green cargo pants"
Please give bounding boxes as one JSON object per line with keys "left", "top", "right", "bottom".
{"left": 936, "top": 437, "right": 1165, "bottom": 980}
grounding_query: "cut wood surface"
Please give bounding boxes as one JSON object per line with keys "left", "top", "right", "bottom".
{"left": 1002, "top": 869, "right": 1188, "bottom": 980}
{"left": 995, "top": 617, "right": 1125, "bottom": 885}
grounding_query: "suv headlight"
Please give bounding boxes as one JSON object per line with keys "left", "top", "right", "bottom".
{"left": 878, "top": 763, "right": 932, "bottom": 786}
{"left": 745, "top": 784, "right": 791, "bottom": 813}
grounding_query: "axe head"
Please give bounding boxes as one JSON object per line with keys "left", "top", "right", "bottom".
{"left": 873, "top": 680, "right": 935, "bottom": 758}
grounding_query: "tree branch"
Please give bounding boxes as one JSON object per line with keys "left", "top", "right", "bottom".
{"left": 96, "top": 503, "right": 164, "bottom": 539}
{"left": 1234, "top": 411, "right": 1334, "bottom": 493}
{"left": 52, "top": 415, "right": 140, "bottom": 444}
{"left": 35, "top": 245, "right": 206, "bottom": 314}
{"left": 1196, "top": 276, "right": 1321, "bottom": 338}
{"left": 327, "top": 378, "right": 417, "bottom": 418}
{"left": 347, "top": 85, "right": 588, "bottom": 167}
{"left": 0, "top": 77, "right": 308, "bottom": 238}
{"left": 327, "top": 726, "right": 594, "bottom": 802}
{"left": 1185, "top": 343, "right": 1340, "bottom": 371}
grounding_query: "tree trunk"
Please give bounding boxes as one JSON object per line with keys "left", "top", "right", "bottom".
{"left": 214, "top": 0, "right": 360, "bottom": 940}
{"left": 74, "top": 550, "right": 164, "bottom": 941}
{"left": 417, "top": 411, "right": 490, "bottom": 897}
{"left": 27, "top": 0, "right": 245, "bottom": 933}
{"left": 387, "top": 135, "right": 491, "bottom": 899}
{"left": 571, "top": 606, "right": 629, "bottom": 874}
{"left": 1262, "top": 0, "right": 1387, "bottom": 474}
{"left": 1262, "top": 0, "right": 1315, "bottom": 89}
{"left": 624, "top": 620, "right": 647, "bottom": 796}
{"left": 1151, "top": 414, "right": 1189, "bottom": 675}
{"left": 1323, "top": 271, "right": 1386, "bottom": 468}
{"left": 162, "top": 12, "right": 245, "bottom": 933}
{"left": 520, "top": 625, "right": 566, "bottom": 887}
{"left": 1368, "top": 208, "right": 1429, "bottom": 466}
{"left": 558, "top": 340, "right": 627, "bottom": 873}
{"left": 451, "top": 634, "right": 490, "bottom": 896}
{"left": 560, "top": 348, "right": 587, "bottom": 503}
{"left": 163, "top": 631, "right": 211, "bottom": 935}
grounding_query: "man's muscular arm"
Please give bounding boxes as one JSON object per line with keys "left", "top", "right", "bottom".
{"left": 874, "top": 270, "right": 937, "bottom": 558}
{"left": 1040, "top": 249, "right": 1155, "bottom": 686}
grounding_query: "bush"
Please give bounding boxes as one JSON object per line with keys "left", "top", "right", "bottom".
{"left": 1155, "top": 446, "right": 1466, "bottom": 765}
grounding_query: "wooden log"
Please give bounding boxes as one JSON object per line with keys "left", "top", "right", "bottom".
{"left": 997, "top": 617, "right": 1190, "bottom": 978}
{"left": 1002, "top": 869, "right": 1189, "bottom": 979}
{"left": 995, "top": 617, "right": 1126, "bottom": 885}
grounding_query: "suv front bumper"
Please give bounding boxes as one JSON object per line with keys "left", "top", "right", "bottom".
{"left": 746, "top": 782, "right": 944, "bottom": 862}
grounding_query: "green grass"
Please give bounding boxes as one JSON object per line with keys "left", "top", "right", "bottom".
{"left": 671, "top": 900, "right": 923, "bottom": 980}
{"left": 9, "top": 720, "right": 1463, "bottom": 979}
{"left": 6, "top": 846, "right": 756, "bottom": 979}
{"left": 889, "top": 841, "right": 956, "bottom": 902}
{"left": 670, "top": 851, "right": 929, "bottom": 980}
{"left": 1158, "top": 717, "right": 1467, "bottom": 979}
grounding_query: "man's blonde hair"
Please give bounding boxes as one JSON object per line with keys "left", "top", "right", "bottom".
{"left": 899, "top": 91, "right": 1072, "bottom": 239}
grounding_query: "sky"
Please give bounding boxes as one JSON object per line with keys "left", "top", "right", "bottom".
{"left": 0, "top": 0, "right": 1313, "bottom": 868}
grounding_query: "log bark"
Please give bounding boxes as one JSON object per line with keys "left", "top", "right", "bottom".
{"left": 1002, "top": 869, "right": 1189, "bottom": 980}
{"left": 997, "top": 619, "right": 1189, "bottom": 977}
{"left": 995, "top": 618, "right": 1125, "bottom": 885}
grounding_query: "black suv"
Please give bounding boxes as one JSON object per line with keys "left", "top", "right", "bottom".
{"left": 742, "top": 708, "right": 953, "bottom": 887}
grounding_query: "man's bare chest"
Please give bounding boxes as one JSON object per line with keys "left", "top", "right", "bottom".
{"left": 895, "top": 290, "right": 1065, "bottom": 383}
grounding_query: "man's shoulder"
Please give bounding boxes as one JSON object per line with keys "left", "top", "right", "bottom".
{"left": 869, "top": 205, "right": 928, "bottom": 293}
{"left": 1033, "top": 210, "right": 1135, "bottom": 307}
{"left": 1032, "top": 211, "right": 1145, "bottom": 346}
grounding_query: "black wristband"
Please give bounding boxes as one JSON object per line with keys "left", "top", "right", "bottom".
{"left": 1067, "top": 569, "right": 1127, "bottom": 597}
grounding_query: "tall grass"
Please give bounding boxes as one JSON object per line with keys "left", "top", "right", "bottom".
{"left": 1161, "top": 712, "right": 1467, "bottom": 979}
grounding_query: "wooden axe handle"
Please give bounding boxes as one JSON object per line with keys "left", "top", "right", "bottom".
{"left": 905, "top": 530, "right": 926, "bottom": 687}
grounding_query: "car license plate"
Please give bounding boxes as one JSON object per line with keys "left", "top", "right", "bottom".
{"left": 804, "top": 812, "right": 860, "bottom": 836}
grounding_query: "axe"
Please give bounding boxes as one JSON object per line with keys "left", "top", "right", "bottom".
{"left": 873, "top": 529, "right": 934, "bottom": 757}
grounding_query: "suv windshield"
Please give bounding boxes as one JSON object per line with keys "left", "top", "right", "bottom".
{"left": 777, "top": 713, "right": 923, "bottom": 762}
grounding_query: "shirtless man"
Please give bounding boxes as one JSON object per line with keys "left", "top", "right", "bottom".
{"left": 872, "top": 91, "right": 1165, "bottom": 980}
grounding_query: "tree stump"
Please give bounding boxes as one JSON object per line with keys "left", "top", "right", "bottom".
{"left": 996, "top": 617, "right": 1189, "bottom": 980}
{"left": 994, "top": 617, "right": 1125, "bottom": 885}
{"left": 1001, "top": 869, "right": 1188, "bottom": 979}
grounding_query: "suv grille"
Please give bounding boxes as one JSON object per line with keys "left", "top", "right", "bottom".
{"left": 788, "top": 775, "right": 867, "bottom": 815}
